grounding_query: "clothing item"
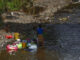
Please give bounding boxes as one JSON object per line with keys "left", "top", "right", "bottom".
{"left": 37, "top": 28, "right": 43, "bottom": 34}
{"left": 38, "top": 34, "right": 44, "bottom": 46}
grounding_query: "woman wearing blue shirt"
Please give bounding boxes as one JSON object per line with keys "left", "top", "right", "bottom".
{"left": 37, "top": 24, "right": 44, "bottom": 47}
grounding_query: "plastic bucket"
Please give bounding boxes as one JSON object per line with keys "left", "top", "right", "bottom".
{"left": 22, "top": 40, "right": 27, "bottom": 48}
{"left": 14, "top": 33, "right": 20, "bottom": 40}
{"left": 16, "top": 43, "right": 22, "bottom": 49}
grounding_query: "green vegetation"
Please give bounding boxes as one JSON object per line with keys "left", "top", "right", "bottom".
{"left": 7, "top": 0, "right": 22, "bottom": 11}
{"left": 0, "top": 0, "right": 46, "bottom": 15}
{"left": 0, "top": 0, "right": 34, "bottom": 12}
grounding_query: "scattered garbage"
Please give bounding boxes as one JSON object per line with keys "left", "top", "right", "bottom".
{"left": 22, "top": 40, "right": 27, "bottom": 48}
{"left": 5, "top": 35, "right": 13, "bottom": 39}
{"left": 6, "top": 34, "right": 38, "bottom": 53}
{"left": 14, "top": 33, "right": 20, "bottom": 40}
{"left": 6, "top": 44, "right": 18, "bottom": 50}
{"left": 16, "top": 43, "right": 22, "bottom": 49}
{"left": 28, "top": 44, "right": 37, "bottom": 52}
{"left": 23, "top": 42, "right": 38, "bottom": 52}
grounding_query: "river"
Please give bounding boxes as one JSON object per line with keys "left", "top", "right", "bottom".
{"left": 0, "top": 47, "right": 59, "bottom": 60}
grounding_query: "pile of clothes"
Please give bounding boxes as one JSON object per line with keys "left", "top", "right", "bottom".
{"left": 6, "top": 33, "right": 38, "bottom": 53}
{"left": 6, "top": 39, "right": 38, "bottom": 52}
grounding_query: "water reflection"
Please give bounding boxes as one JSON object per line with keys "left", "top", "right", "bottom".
{"left": 0, "top": 47, "right": 59, "bottom": 60}
{"left": 36, "top": 47, "right": 46, "bottom": 60}
{"left": 7, "top": 49, "right": 17, "bottom": 55}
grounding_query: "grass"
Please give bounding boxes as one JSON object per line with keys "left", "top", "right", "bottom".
{"left": 0, "top": 0, "right": 33, "bottom": 11}
{"left": 7, "top": 2, "right": 20, "bottom": 11}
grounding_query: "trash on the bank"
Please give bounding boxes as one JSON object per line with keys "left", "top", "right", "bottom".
{"left": 6, "top": 35, "right": 38, "bottom": 52}
{"left": 22, "top": 40, "right": 27, "bottom": 48}
{"left": 14, "top": 33, "right": 20, "bottom": 40}
{"left": 27, "top": 43, "right": 31, "bottom": 47}
{"left": 12, "top": 39, "right": 22, "bottom": 49}
{"left": 5, "top": 35, "right": 13, "bottom": 39}
{"left": 29, "top": 44, "right": 37, "bottom": 50}
{"left": 13, "top": 39, "right": 21, "bottom": 45}
{"left": 26, "top": 39, "right": 38, "bottom": 52}
{"left": 17, "top": 39, "right": 21, "bottom": 41}
{"left": 6, "top": 44, "right": 18, "bottom": 50}
{"left": 24, "top": 44, "right": 37, "bottom": 52}
{"left": 16, "top": 43, "right": 22, "bottom": 49}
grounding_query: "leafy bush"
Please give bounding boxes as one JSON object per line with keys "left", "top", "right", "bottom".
{"left": 0, "top": 0, "right": 34, "bottom": 12}
{"left": 7, "top": 2, "right": 20, "bottom": 11}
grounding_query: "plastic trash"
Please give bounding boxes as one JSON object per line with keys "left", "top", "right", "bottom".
{"left": 6, "top": 44, "right": 18, "bottom": 50}
{"left": 12, "top": 39, "right": 22, "bottom": 49}
{"left": 16, "top": 43, "right": 22, "bottom": 49}
{"left": 13, "top": 41, "right": 20, "bottom": 45}
{"left": 22, "top": 40, "right": 27, "bottom": 48}
{"left": 27, "top": 43, "right": 31, "bottom": 47}
{"left": 28, "top": 44, "right": 37, "bottom": 50}
{"left": 17, "top": 39, "right": 21, "bottom": 42}
{"left": 5, "top": 35, "right": 13, "bottom": 39}
{"left": 14, "top": 33, "right": 20, "bottom": 40}
{"left": 13, "top": 39, "right": 21, "bottom": 45}
{"left": 27, "top": 44, "right": 37, "bottom": 52}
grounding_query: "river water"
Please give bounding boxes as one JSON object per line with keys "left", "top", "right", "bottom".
{"left": 0, "top": 47, "right": 59, "bottom": 60}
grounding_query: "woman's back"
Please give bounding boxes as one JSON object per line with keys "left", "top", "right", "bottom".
{"left": 37, "top": 27, "right": 43, "bottom": 34}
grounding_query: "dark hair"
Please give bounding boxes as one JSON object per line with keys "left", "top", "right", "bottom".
{"left": 38, "top": 24, "right": 42, "bottom": 28}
